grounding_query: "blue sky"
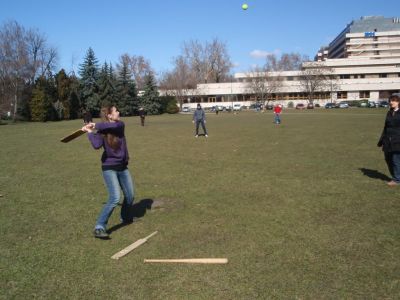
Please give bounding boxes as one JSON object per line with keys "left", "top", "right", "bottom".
{"left": 1, "top": 0, "right": 399, "bottom": 76}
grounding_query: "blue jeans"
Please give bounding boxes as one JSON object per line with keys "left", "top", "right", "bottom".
{"left": 384, "top": 151, "right": 400, "bottom": 182}
{"left": 95, "top": 169, "right": 135, "bottom": 230}
{"left": 274, "top": 113, "right": 281, "bottom": 124}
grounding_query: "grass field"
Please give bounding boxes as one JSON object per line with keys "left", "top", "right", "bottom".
{"left": 1, "top": 109, "right": 399, "bottom": 299}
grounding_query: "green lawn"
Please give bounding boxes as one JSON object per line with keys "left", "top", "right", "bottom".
{"left": 1, "top": 109, "right": 399, "bottom": 299}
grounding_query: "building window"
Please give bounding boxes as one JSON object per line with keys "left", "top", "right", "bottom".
{"left": 337, "top": 92, "right": 348, "bottom": 99}
{"left": 379, "top": 74, "right": 387, "bottom": 78}
{"left": 360, "top": 74, "right": 365, "bottom": 78}
{"left": 359, "top": 91, "right": 370, "bottom": 99}
{"left": 208, "top": 97, "right": 216, "bottom": 103}
{"left": 287, "top": 76, "right": 293, "bottom": 81}
{"left": 339, "top": 75, "right": 350, "bottom": 79}
{"left": 354, "top": 75, "right": 358, "bottom": 79}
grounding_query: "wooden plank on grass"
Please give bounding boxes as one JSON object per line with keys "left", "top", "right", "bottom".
{"left": 144, "top": 258, "right": 228, "bottom": 264}
{"left": 111, "top": 231, "right": 158, "bottom": 260}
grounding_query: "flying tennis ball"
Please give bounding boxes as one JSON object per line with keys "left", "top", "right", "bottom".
{"left": 242, "top": 3, "right": 248, "bottom": 10}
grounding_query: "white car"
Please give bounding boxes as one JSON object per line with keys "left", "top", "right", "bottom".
{"left": 338, "top": 102, "right": 349, "bottom": 108}
{"left": 233, "top": 104, "right": 242, "bottom": 111}
{"left": 182, "top": 107, "right": 190, "bottom": 112}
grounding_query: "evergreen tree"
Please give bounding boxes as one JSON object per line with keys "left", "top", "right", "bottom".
{"left": 55, "top": 69, "right": 70, "bottom": 119}
{"left": 140, "top": 73, "right": 160, "bottom": 115}
{"left": 30, "top": 76, "right": 53, "bottom": 121}
{"left": 116, "top": 61, "right": 138, "bottom": 116}
{"left": 98, "top": 62, "right": 116, "bottom": 107}
{"left": 79, "top": 47, "right": 100, "bottom": 116}
{"left": 68, "top": 74, "right": 81, "bottom": 119}
{"left": 108, "top": 63, "right": 118, "bottom": 104}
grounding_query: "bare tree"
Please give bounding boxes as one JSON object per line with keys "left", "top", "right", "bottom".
{"left": 25, "top": 29, "right": 58, "bottom": 82}
{"left": 206, "top": 38, "right": 232, "bottom": 83}
{"left": 246, "top": 65, "right": 282, "bottom": 107}
{"left": 298, "top": 62, "right": 334, "bottom": 104}
{"left": 117, "top": 54, "right": 153, "bottom": 90}
{"left": 182, "top": 40, "right": 207, "bottom": 84}
{"left": 182, "top": 38, "right": 232, "bottom": 84}
{"left": 0, "top": 20, "right": 58, "bottom": 120}
{"left": 159, "top": 55, "right": 195, "bottom": 109}
{"left": 278, "top": 53, "right": 309, "bottom": 71}
{"left": 265, "top": 52, "right": 309, "bottom": 71}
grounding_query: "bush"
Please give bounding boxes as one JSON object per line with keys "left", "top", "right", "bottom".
{"left": 159, "top": 96, "right": 179, "bottom": 114}
{"left": 348, "top": 100, "right": 360, "bottom": 107}
{"left": 166, "top": 98, "right": 179, "bottom": 114}
{"left": 288, "top": 101, "right": 294, "bottom": 108}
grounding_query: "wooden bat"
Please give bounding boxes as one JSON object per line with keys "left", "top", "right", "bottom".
{"left": 60, "top": 129, "right": 86, "bottom": 143}
{"left": 143, "top": 258, "right": 228, "bottom": 264}
{"left": 111, "top": 231, "right": 158, "bottom": 260}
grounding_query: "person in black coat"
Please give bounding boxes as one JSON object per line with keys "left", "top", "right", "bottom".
{"left": 378, "top": 94, "right": 400, "bottom": 186}
{"left": 82, "top": 109, "right": 93, "bottom": 124}
{"left": 138, "top": 107, "right": 146, "bottom": 126}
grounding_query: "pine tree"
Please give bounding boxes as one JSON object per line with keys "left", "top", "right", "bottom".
{"left": 116, "top": 61, "right": 138, "bottom": 116}
{"left": 30, "top": 76, "right": 53, "bottom": 121}
{"left": 98, "top": 62, "right": 116, "bottom": 107}
{"left": 68, "top": 74, "right": 81, "bottom": 119}
{"left": 140, "top": 73, "right": 160, "bottom": 115}
{"left": 55, "top": 69, "right": 70, "bottom": 119}
{"left": 79, "top": 47, "right": 100, "bottom": 116}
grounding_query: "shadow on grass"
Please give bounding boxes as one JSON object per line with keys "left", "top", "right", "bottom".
{"left": 359, "top": 168, "right": 391, "bottom": 181}
{"left": 107, "top": 198, "right": 154, "bottom": 234}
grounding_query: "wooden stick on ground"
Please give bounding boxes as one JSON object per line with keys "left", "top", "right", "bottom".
{"left": 111, "top": 231, "right": 158, "bottom": 260}
{"left": 144, "top": 258, "right": 228, "bottom": 264}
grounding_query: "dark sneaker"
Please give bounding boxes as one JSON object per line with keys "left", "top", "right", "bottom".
{"left": 94, "top": 228, "right": 110, "bottom": 239}
{"left": 121, "top": 217, "right": 140, "bottom": 225}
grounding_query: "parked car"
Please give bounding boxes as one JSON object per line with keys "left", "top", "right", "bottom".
{"left": 182, "top": 106, "right": 190, "bottom": 112}
{"left": 307, "top": 103, "right": 314, "bottom": 109}
{"left": 338, "top": 102, "right": 349, "bottom": 108}
{"left": 265, "top": 104, "right": 274, "bottom": 110}
{"left": 295, "top": 103, "right": 306, "bottom": 110}
{"left": 379, "top": 101, "right": 389, "bottom": 108}
{"left": 368, "top": 101, "right": 377, "bottom": 108}
{"left": 314, "top": 103, "right": 321, "bottom": 108}
{"left": 325, "top": 103, "right": 336, "bottom": 109}
{"left": 233, "top": 104, "right": 242, "bottom": 111}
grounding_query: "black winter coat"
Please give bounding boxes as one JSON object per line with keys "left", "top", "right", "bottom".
{"left": 378, "top": 109, "right": 400, "bottom": 152}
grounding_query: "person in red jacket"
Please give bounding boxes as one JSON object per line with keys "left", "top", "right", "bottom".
{"left": 273, "top": 104, "right": 282, "bottom": 124}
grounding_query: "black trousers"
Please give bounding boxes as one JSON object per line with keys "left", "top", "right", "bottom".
{"left": 195, "top": 120, "right": 207, "bottom": 135}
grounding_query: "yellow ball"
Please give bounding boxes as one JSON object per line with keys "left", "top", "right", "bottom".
{"left": 242, "top": 3, "right": 248, "bottom": 10}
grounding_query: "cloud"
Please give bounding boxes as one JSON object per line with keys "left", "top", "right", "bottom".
{"left": 250, "top": 49, "right": 281, "bottom": 59}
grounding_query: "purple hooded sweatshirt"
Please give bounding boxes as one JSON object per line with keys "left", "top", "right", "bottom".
{"left": 88, "top": 121, "right": 129, "bottom": 168}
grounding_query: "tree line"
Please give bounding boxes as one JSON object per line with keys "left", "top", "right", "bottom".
{"left": 0, "top": 21, "right": 176, "bottom": 122}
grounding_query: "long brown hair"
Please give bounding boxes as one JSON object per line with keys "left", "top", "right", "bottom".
{"left": 100, "top": 105, "right": 120, "bottom": 150}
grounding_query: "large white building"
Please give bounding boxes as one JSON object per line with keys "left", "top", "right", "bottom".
{"left": 318, "top": 16, "right": 400, "bottom": 60}
{"left": 169, "top": 16, "right": 400, "bottom": 109}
